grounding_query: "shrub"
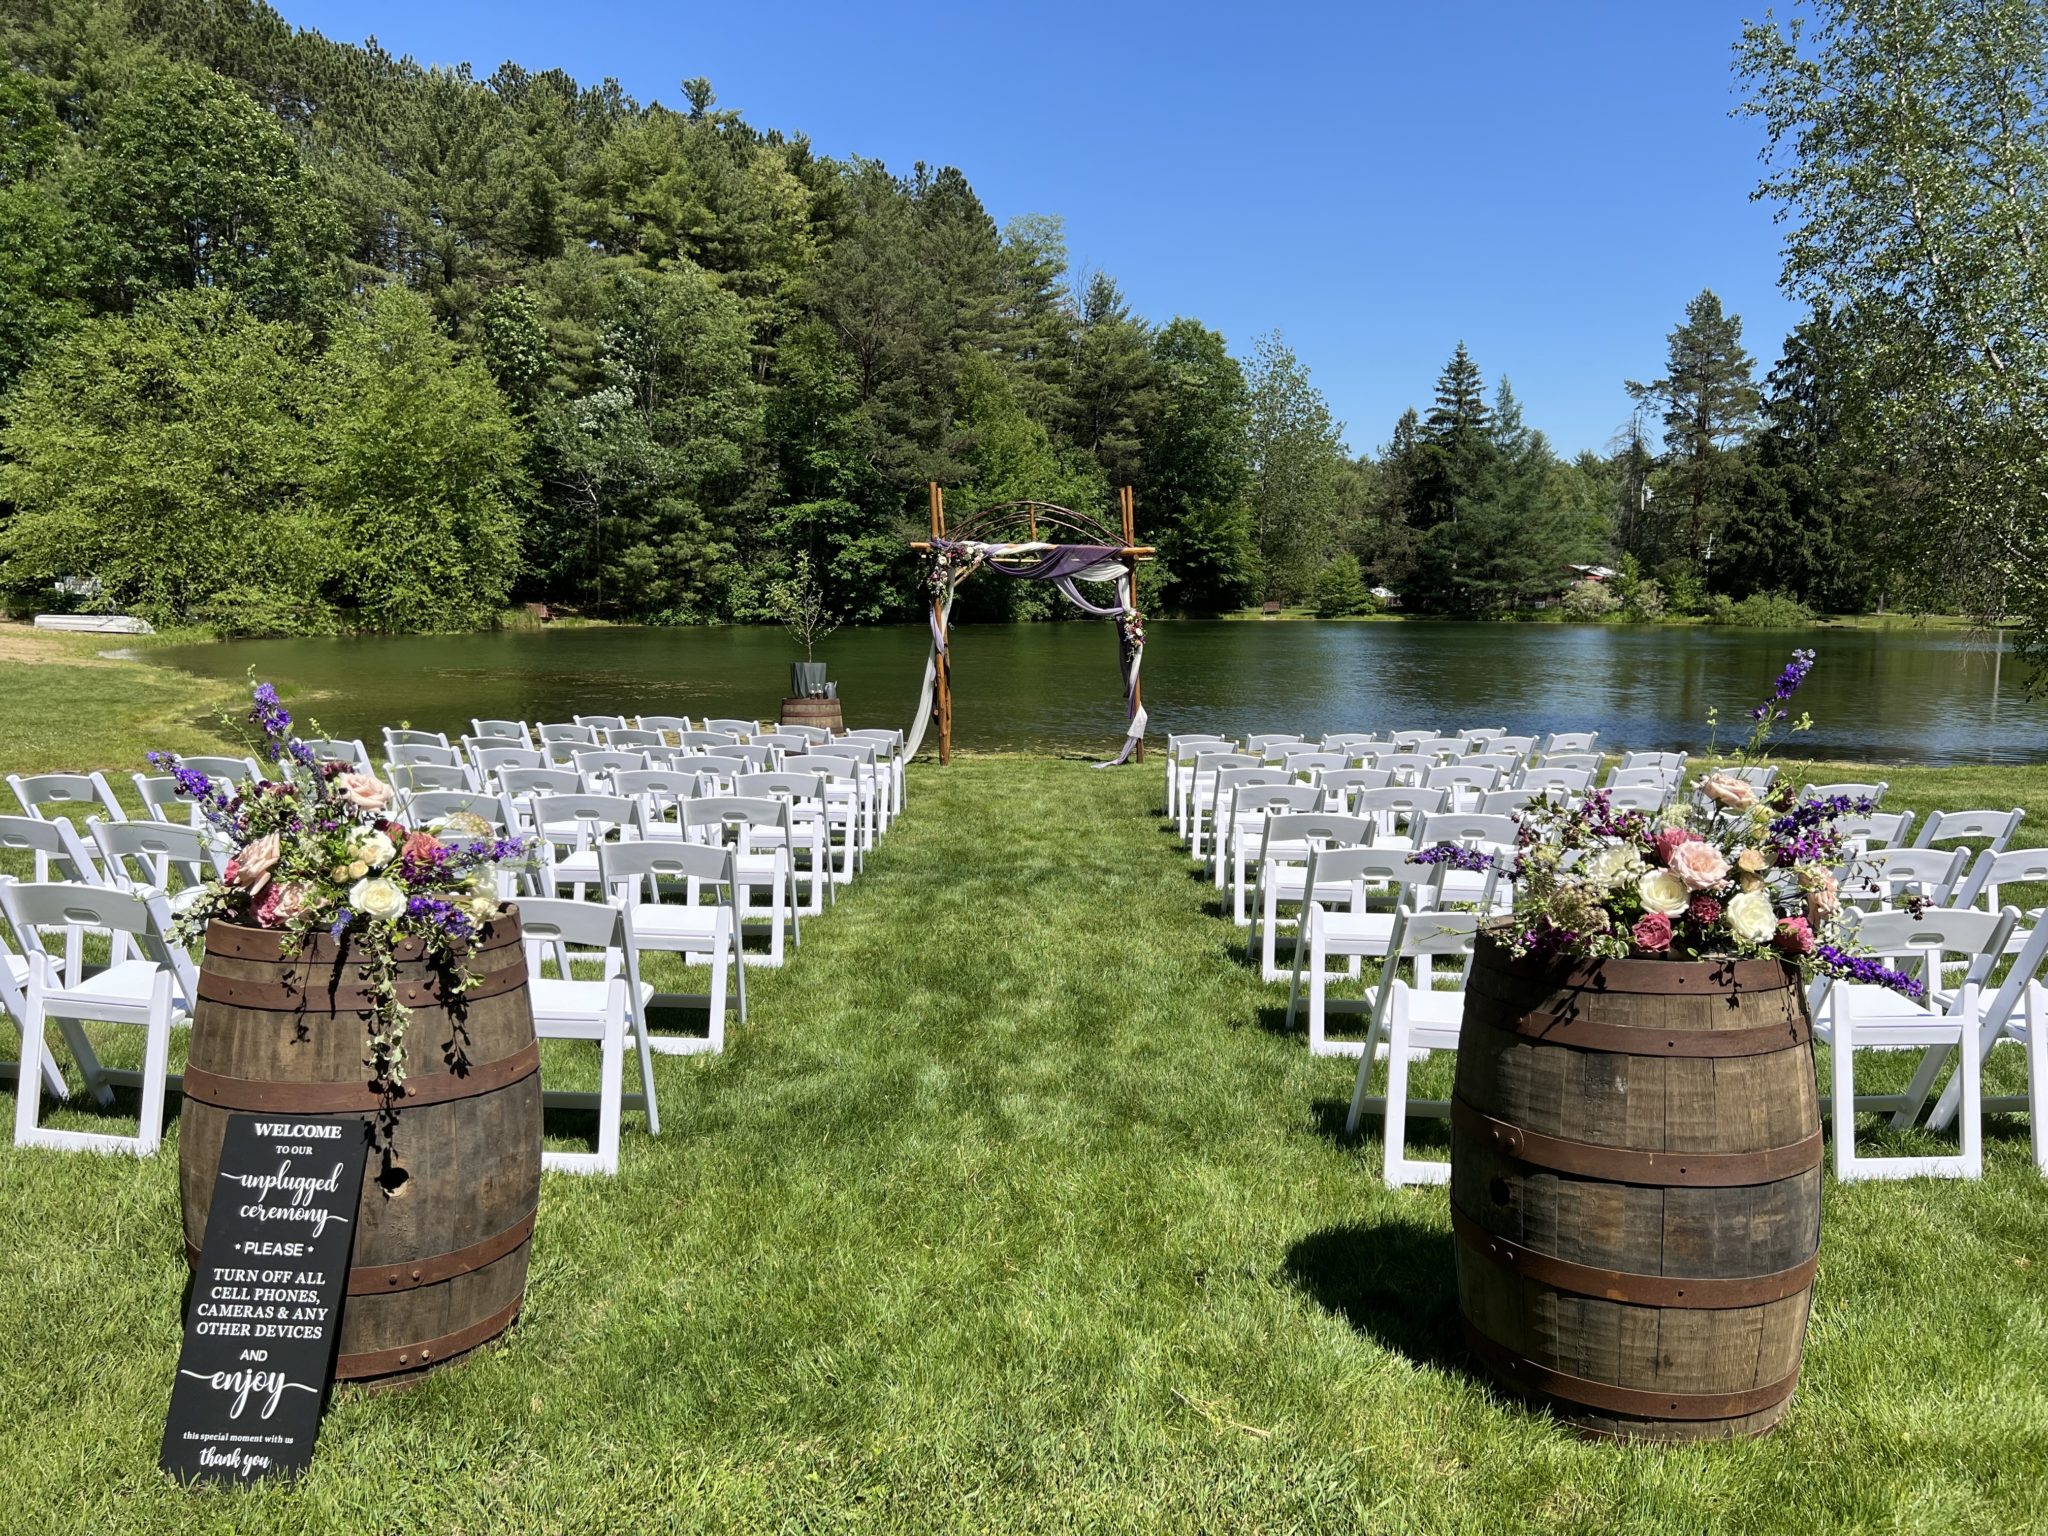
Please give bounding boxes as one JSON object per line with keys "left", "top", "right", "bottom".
{"left": 1622, "top": 579, "right": 1667, "bottom": 622}
{"left": 196, "top": 583, "right": 337, "bottom": 638}
{"left": 1724, "top": 591, "right": 1816, "bottom": 628}
{"left": 1560, "top": 578, "right": 1619, "bottom": 621}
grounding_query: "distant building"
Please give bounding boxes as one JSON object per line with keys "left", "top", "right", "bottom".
{"left": 1566, "top": 564, "right": 1619, "bottom": 583}
{"left": 1370, "top": 586, "right": 1399, "bottom": 607}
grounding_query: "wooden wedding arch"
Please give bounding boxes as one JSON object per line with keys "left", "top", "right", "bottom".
{"left": 907, "top": 483, "right": 1154, "bottom": 765}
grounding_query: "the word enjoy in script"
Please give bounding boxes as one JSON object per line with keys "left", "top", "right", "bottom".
{"left": 176, "top": 1366, "right": 320, "bottom": 1422}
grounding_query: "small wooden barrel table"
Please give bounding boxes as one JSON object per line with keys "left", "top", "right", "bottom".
{"left": 780, "top": 695, "right": 844, "bottom": 731}
{"left": 1449, "top": 931, "right": 1821, "bottom": 1441}
{"left": 179, "top": 911, "right": 541, "bottom": 1388}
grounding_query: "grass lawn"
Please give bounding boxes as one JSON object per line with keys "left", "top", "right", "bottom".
{"left": 1, "top": 637, "right": 2047, "bottom": 1531}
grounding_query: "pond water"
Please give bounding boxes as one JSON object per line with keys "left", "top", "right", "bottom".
{"left": 152, "top": 620, "right": 2048, "bottom": 766}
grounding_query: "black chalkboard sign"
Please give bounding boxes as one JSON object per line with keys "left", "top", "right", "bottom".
{"left": 159, "top": 1114, "right": 365, "bottom": 1485}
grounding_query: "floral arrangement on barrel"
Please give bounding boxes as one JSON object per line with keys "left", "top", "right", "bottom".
{"left": 1422, "top": 650, "right": 1922, "bottom": 997}
{"left": 151, "top": 681, "right": 531, "bottom": 1092}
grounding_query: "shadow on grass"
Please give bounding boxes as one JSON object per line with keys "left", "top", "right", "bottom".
{"left": 1305, "top": 1096, "right": 1452, "bottom": 1155}
{"left": 1282, "top": 1216, "right": 1464, "bottom": 1374}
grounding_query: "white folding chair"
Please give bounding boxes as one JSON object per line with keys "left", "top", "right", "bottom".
{"left": 2, "top": 883, "right": 190, "bottom": 1155}
{"left": 682, "top": 798, "right": 798, "bottom": 965}
{"left": 1542, "top": 731, "right": 1598, "bottom": 755}
{"left": 1245, "top": 811, "right": 1372, "bottom": 980}
{"left": 1201, "top": 768, "right": 1292, "bottom": 882}
{"left": 1807, "top": 906, "right": 2018, "bottom": 1181}
{"left": 517, "top": 897, "right": 656, "bottom": 1176}
{"left": 702, "top": 718, "right": 761, "bottom": 740}
{"left": 1837, "top": 845, "right": 1971, "bottom": 913}
{"left": 1182, "top": 752, "right": 1256, "bottom": 849}
{"left": 1954, "top": 846, "right": 2048, "bottom": 956}
{"left": 0, "top": 814, "right": 103, "bottom": 884}
{"left": 298, "top": 738, "right": 374, "bottom": 773}
{"left": 1165, "top": 735, "right": 1236, "bottom": 828}
{"left": 1223, "top": 785, "right": 1324, "bottom": 921}
{"left": 87, "top": 819, "right": 226, "bottom": 896}
{"left": 1911, "top": 919, "right": 2048, "bottom": 1169}
{"left": 1343, "top": 908, "right": 1485, "bottom": 1186}
{"left": 1803, "top": 780, "right": 1888, "bottom": 808}
{"left": 10, "top": 771, "right": 127, "bottom": 826}
{"left": 1284, "top": 846, "right": 1452, "bottom": 1055}
{"left": 472, "top": 719, "right": 534, "bottom": 747}
{"left": 1350, "top": 786, "right": 1449, "bottom": 851}
{"left": 0, "top": 912, "right": 67, "bottom": 1101}
{"left": 735, "top": 772, "right": 835, "bottom": 913}
{"left": 595, "top": 840, "right": 747, "bottom": 1053}
{"left": 1913, "top": 808, "right": 2026, "bottom": 858}
{"left": 527, "top": 793, "right": 638, "bottom": 899}
{"left": 382, "top": 728, "right": 450, "bottom": 752}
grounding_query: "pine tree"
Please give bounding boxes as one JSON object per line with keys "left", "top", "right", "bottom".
{"left": 1412, "top": 341, "right": 1494, "bottom": 533}
{"left": 1626, "top": 290, "right": 1761, "bottom": 573}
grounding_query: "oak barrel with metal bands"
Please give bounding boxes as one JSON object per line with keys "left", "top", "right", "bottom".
{"left": 778, "top": 696, "right": 845, "bottom": 732}
{"left": 178, "top": 910, "right": 541, "bottom": 1388}
{"left": 1449, "top": 931, "right": 1821, "bottom": 1441}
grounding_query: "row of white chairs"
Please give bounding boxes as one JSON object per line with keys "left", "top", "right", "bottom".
{"left": 2, "top": 716, "right": 911, "bottom": 1176}
{"left": 1169, "top": 726, "right": 2045, "bottom": 1187}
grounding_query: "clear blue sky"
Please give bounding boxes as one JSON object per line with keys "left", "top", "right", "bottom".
{"left": 281, "top": 0, "right": 1798, "bottom": 459}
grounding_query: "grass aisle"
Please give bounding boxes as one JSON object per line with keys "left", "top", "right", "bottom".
{"left": 3, "top": 754, "right": 2048, "bottom": 1532}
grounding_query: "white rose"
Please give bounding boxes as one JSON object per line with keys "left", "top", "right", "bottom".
{"left": 1637, "top": 869, "right": 1691, "bottom": 917}
{"left": 348, "top": 876, "right": 408, "bottom": 922}
{"left": 1726, "top": 889, "right": 1777, "bottom": 945}
{"left": 1583, "top": 844, "right": 1644, "bottom": 890}
{"left": 349, "top": 829, "right": 397, "bottom": 870}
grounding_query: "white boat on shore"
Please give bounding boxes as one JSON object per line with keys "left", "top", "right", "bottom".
{"left": 33, "top": 614, "right": 155, "bottom": 635}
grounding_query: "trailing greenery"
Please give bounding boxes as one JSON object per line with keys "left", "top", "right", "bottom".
{"left": 0, "top": 649, "right": 2044, "bottom": 1530}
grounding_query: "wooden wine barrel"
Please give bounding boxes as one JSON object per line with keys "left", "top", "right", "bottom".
{"left": 1449, "top": 930, "right": 1821, "bottom": 1441}
{"left": 178, "top": 909, "right": 541, "bottom": 1388}
{"left": 780, "top": 695, "right": 845, "bottom": 731}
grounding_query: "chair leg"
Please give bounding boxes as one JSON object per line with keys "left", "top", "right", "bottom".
{"left": 1831, "top": 1017, "right": 1861, "bottom": 1182}
{"left": 707, "top": 920, "right": 728, "bottom": 1054}
{"left": 731, "top": 908, "right": 748, "bottom": 1025}
{"left": 596, "top": 1006, "right": 625, "bottom": 1176}
{"left": 2028, "top": 989, "right": 2048, "bottom": 1176}
{"left": 1284, "top": 911, "right": 1308, "bottom": 1032}
{"left": 1305, "top": 909, "right": 1326, "bottom": 1053}
{"left": 1960, "top": 1014, "right": 1983, "bottom": 1180}
{"left": 13, "top": 983, "right": 52, "bottom": 1150}
{"left": 133, "top": 974, "right": 173, "bottom": 1158}
{"left": 1383, "top": 1010, "right": 1414, "bottom": 1187}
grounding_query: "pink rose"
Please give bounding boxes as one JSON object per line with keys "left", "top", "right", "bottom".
{"left": 400, "top": 830, "right": 445, "bottom": 865}
{"left": 229, "top": 832, "right": 281, "bottom": 897}
{"left": 1775, "top": 916, "right": 1816, "bottom": 956}
{"left": 1803, "top": 868, "right": 1840, "bottom": 922}
{"left": 1667, "top": 839, "right": 1730, "bottom": 892}
{"left": 1631, "top": 912, "right": 1673, "bottom": 953}
{"left": 337, "top": 773, "right": 394, "bottom": 813}
{"left": 252, "top": 881, "right": 288, "bottom": 927}
{"left": 1699, "top": 771, "right": 1758, "bottom": 811}
{"left": 1652, "top": 827, "right": 1698, "bottom": 865}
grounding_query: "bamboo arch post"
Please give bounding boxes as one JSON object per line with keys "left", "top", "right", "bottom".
{"left": 929, "top": 482, "right": 953, "bottom": 765}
